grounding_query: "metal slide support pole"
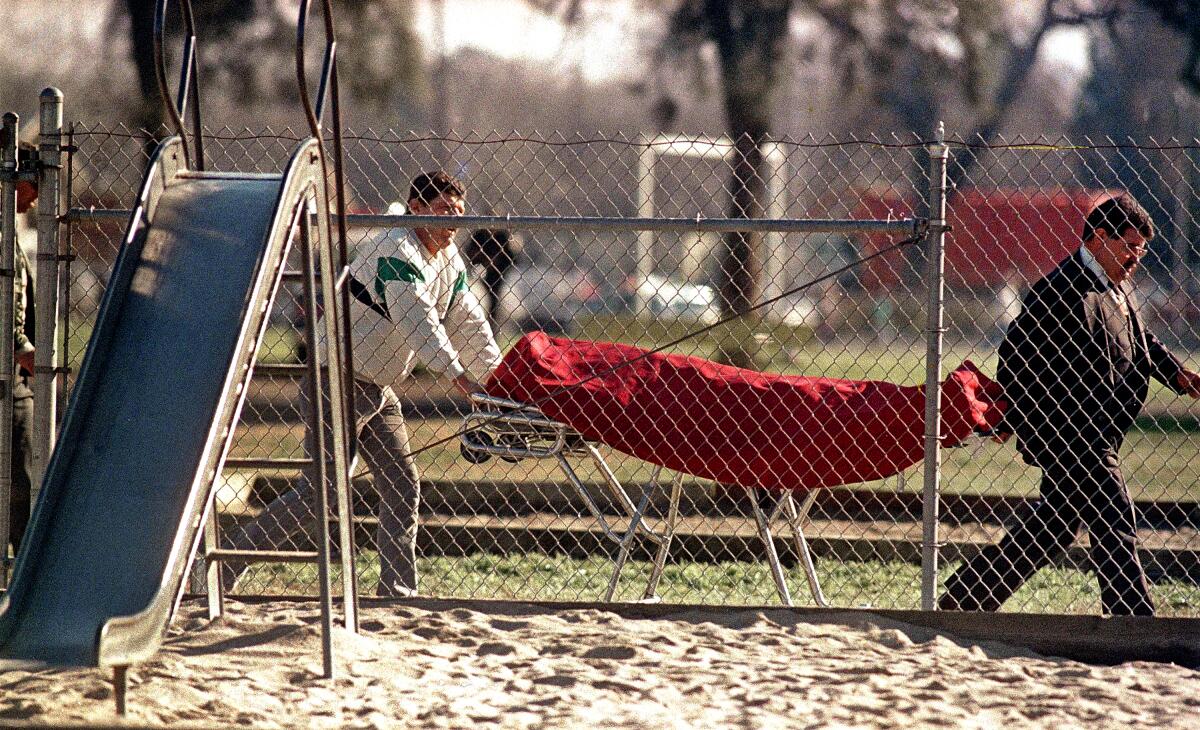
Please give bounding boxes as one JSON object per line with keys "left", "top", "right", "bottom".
{"left": 314, "top": 202, "right": 357, "bottom": 635}
{"left": 299, "top": 198, "right": 336, "bottom": 679}
{"left": 113, "top": 665, "right": 128, "bottom": 715}
{"left": 751, "top": 489, "right": 793, "bottom": 606}
{"left": 920, "top": 123, "right": 949, "bottom": 611}
{"left": 34, "top": 88, "right": 63, "bottom": 487}
{"left": 202, "top": 500, "right": 221, "bottom": 619}
{"left": 0, "top": 113, "right": 18, "bottom": 585}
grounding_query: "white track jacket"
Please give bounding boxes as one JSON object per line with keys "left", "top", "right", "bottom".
{"left": 347, "top": 228, "right": 501, "bottom": 387}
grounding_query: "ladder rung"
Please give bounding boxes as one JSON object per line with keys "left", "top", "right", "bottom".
{"left": 224, "top": 457, "right": 310, "bottom": 470}
{"left": 206, "top": 549, "right": 320, "bottom": 563}
{"left": 252, "top": 363, "right": 308, "bottom": 377}
{"left": 281, "top": 271, "right": 305, "bottom": 281}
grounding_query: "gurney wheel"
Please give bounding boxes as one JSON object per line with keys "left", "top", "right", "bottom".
{"left": 460, "top": 432, "right": 493, "bottom": 464}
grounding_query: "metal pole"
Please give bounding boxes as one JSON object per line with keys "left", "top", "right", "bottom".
{"left": 761, "top": 142, "right": 787, "bottom": 306}
{"left": 920, "top": 122, "right": 949, "bottom": 611}
{"left": 634, "top": 141, "right": 656, "bottom": 316}
{"left": 67, "top": 208, "right": 922, "bottom": 236}
{"left": 299, "top": 200, "right": 336, "bottom": 680}
{"left": 57, "top": 125, "right": 74, "bottom": 424}
{"left": 34, "top": 88, "right": 63, "bottom": 488}
{"left": 0, "top": 113, "right": 18, "bottom": 585}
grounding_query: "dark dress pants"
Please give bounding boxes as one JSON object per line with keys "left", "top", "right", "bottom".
{"left": 940, "top": 450, "right": 1154, "bottom": 616}
{"left": 5, "top": 396, "right": 33, "bottom": 556}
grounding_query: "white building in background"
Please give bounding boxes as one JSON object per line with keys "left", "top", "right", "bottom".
{"left": 412, "top": 0, "right": 644, "bottom": 85}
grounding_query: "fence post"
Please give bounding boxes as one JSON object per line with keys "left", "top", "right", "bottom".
{"left": 921, "top": 122, "right": 949, "bottom": 611}
{"left": 0, "top": 113, "right": 17, "bottom": 585}
{"left": 34, "top": 88, "right": 63, "bottom": 489}
{"left": 760, "top": 142, "right": 786, "bottom": 307}
{"left": 634, "top": 140, "right": 656, "bottom": 315}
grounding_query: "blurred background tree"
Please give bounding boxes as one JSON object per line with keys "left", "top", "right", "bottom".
{"left": 117, "top": 0, "right": 422, "bottom": 138}
{"left": 660, "top": 0, "right": 792, "bottom": 367}
{"left": 650, "top": 0, "right": 1199, "bottom": 366}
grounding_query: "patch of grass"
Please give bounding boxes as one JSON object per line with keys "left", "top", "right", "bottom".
{"left": 229, "top": 421, "right": 304, "bottom": 461}
{"left": 232, "top": 551, "right": 1200, "bottom": 617}
{"left": 64, "top": 315, "right": 301, "bottom": 373}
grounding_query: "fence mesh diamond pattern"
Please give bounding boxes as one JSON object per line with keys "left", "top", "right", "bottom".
{"left": 56, "top": 124, "right": 1200, "bottom": 615}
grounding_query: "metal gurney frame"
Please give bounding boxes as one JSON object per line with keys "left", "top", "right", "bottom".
{"left": 459, "top": 393, "right": 829, "bottom": 606}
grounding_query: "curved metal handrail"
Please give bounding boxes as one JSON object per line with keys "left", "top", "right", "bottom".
{"left": 152, "top": 0, "right": 205, "bottom": 170}
{"left": 296, "top": 0, "right": 350, "bottom": 265}
{"left": 296, "top": 0, "right": 358, "bottom": 465}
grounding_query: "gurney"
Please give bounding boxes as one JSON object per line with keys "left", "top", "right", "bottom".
{"left": 460, "top": 332, "right": 1005, "bottom": 606}
{"left": 460, "top": 392, "right": 827, "bottom": 605}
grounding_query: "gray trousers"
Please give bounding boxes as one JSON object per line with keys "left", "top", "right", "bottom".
{"left": 225, "top": 377, "right": 420, "bottom": 596}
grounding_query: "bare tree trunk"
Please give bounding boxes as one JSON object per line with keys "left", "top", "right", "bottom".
{"left": 707, "top": 0, "right": 791, "bottom": 369}
{"left": 715, "top": 133, "right": 767, "bottom": 368}
{"left": 717, "top": 135, "right": 766, "bottom": 316}
{"left": 946, "top": 2, "right": 1058, "bottom": 192}
{"left": 124, "top": 0, "right": 165, "bottom": 140}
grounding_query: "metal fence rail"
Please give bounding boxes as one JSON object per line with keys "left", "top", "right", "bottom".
{"left": 11, "top": 117, "right": 1200, "bottom": 616}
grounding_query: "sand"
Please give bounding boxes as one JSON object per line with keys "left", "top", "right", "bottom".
{"left": 2, "top": 599, "right": 1198, "bottom": 729}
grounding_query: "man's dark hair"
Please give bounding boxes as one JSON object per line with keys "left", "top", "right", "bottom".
{"left": 1082, "top": 194, "right": 1155, "bottom": 243}
{"left": 0, "top": 128, "right": 39, "bottom": 177}
{"left": 407, "top": 171, "right": 465, "bottom": 206}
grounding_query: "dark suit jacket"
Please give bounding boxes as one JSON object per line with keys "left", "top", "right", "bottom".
{"left": 997, "top": 251, "right": 1184, "bottom": 469}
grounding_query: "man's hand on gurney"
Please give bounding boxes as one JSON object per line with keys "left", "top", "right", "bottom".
{"left": 453, "top": 375, "right": 486, "bottom": 398}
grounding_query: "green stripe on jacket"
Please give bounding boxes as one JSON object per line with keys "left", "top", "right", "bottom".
{"left": 446, "top": 271, "right": 468, "bottom": 312}
{"left": 374, "top": 257, "right": 425, "bottom": 307}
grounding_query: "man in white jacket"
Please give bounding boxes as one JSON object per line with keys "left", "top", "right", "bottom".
{"left": 227, "top": 171, "right": 500, "bottom": 597}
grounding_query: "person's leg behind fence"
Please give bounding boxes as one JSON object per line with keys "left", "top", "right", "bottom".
{"left": 355, "top": 381, "right": 420, "bottom": 598}
{"left": 223, "top": 373, "right": 332, "bottom": 591}
{"left": 8, "top": 396, "right": 33, "bottom": 556}
{"left": 940, "top": 473, "right": 1080, "bottom": 611}
{"left": 1080, "top": 452, "right": 1154, "bottom": 616}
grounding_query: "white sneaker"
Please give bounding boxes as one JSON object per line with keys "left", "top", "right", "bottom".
{"left": 376, "top": 583, "right": 418, "bottom": 599}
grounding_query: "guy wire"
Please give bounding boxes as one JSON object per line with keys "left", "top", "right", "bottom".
{"left": 406, "top": 225, "right": 931, "bottom": 459}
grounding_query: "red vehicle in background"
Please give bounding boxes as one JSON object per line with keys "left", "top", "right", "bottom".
{"left": 851, "top": 187, "right": 1119, "bottom": 291}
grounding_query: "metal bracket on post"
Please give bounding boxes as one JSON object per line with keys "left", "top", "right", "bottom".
{"left": 920, "top": 122, "right": 950, "bottom": 611}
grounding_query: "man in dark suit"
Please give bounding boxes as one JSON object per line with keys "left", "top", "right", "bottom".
{"left": 461, "top": 228, "right": 521, "bottom": 329}
{"left": 940, "top": 194, "right": 1200, "bottom": 616}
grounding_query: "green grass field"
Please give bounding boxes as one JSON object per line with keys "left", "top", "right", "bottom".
{"left": 64, "top": 315, "right": 303, "bottom": 372}
{"left": 231, "top": 550, "right": 1200, "bottom": 617}
{"left": 228, "top": 409, "right": 1200, "bottom": 502}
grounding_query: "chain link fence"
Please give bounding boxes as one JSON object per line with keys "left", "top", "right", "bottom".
{"left": 56, "top": 123, "right": 1200, "bottom": 615}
